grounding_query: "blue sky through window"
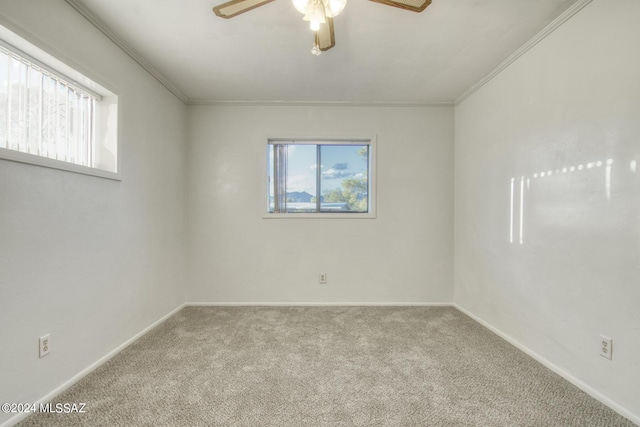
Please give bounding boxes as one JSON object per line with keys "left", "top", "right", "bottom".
{"left": 283, "top": 144, "right": 367, "bottom": 196}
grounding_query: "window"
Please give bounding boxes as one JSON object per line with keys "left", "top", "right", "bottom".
{"left": 267, "top": 139, "right": 375, "bottom": 217}
{"left": 0, "top": 26, "right": 118, "bottom": 179}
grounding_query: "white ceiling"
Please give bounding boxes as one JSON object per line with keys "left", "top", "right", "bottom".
{"left": 69, "top": 0, "right": 581, "bottom": 104}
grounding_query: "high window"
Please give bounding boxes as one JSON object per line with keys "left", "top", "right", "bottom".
{"left": 267, "top": 139, "right": 375, "bottom": 217}
{"left": 0, "top": 26, "right": 118, "bottom": 179}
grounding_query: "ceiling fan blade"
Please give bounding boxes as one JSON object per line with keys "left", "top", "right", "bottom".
{"left": 213, "top": 0, "right": 276, "bottom": 18}
{"left": 368, "top": 0, "right": 431, "bottom": 13}
{"left": 317, "top": 18, "right": 335, "bottom": 51}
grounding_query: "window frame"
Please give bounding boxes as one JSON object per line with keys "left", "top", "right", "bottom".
{"left": 264, "top": 136, "right": 377, "bottom": 219}
{"left": 0, "top": 23, "right": 120, "bottom": 181}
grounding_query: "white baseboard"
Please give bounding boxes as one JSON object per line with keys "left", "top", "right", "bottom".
{"left": 185, "top": 301, "right": 453, "bottom": 307}
{"left": 453, "top": 303, "right": 640, "bottom": 426}
{"left": 1, "top": 303, "right": 186, "bottom": 427}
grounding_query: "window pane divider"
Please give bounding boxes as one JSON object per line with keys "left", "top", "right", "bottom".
{"left": 316, "top": 144, "right": 321, "bottom": 213}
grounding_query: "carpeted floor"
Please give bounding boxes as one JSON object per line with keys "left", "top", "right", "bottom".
{"left": 19, "top": 306, "right": 634, "bottom": 426}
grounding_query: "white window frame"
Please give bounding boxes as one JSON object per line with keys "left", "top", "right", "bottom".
{"left": 0, "top": 23, "right": 119, "bottom": 180}
{"left": 264, "top": 136, "right": 377, "bottom": 219}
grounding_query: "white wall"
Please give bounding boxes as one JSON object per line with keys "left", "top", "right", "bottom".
{"left": 454, "top": 0, "right": 640, "bottom": 422}
{"left": 187, "top": 105, "right": 453, "bottom": 303}
{"left": 0, "top": 1, "right": 186, "bottom": 424}
{"left": 5, "top": 0, "right": 638, "bottom": 424}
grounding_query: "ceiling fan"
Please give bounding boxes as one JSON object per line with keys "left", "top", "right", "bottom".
{"left": 213, "top": 0, "right": 432, "bottom": 55}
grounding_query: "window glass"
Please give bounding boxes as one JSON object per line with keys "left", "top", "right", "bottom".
{"left": 268, "top": 140, "right": 371, "bottom": 215}
{"left": 320, "top": 144, "right": 368, "bottom": 213}
{"left": 0, "top": 44, "right": 97, "bottom": 166}
{"left": 0, "top": 27, "right": 118, "bottom": 179}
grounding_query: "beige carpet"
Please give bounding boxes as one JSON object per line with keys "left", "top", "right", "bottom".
{"left": 19, "top": 306, "right": 634, "bottom": 426}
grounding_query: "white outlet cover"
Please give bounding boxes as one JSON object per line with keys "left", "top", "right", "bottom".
{"left": 599, "top": 335, "right": 612, "bottom": 360}
{"left": 39, "top": 334, "right": 50, "bottom": 358}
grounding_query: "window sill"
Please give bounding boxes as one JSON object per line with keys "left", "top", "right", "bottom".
{"left": 0, "top": 148, "right": 121, "bottom": 181}
{"left": 263, "top": 213, "right": 376, "bottom": 219}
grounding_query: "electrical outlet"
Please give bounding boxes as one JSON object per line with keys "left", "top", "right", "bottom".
{"left": 39, "top": 334, "right": 50, "bottom": 358}
{"left": 599, "top": 335, "right": 612, "bottom": 360}
{"left": 319, "top": 273, "right": 327, "bottom": 284}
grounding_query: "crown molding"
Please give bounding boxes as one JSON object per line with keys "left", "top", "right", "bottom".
{"left": 455, "top": 0, "right": 593, "bottom": 106}
{"left": 187, "top": 99, "right": 455, "bottom": 107}
{"left": 64, "top": 0, "right": 188, "bottom": 104}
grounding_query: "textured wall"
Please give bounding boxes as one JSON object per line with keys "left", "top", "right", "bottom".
{"left": 0, "top": 2, "right": 186, "bottom": 424}
{"left": 454, "top": 0, "right": 640, "bottom": 422}
{"left": 187, "top": 105, "right": 454, "bottom": 304}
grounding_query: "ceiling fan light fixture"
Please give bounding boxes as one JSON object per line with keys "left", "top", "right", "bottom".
{"left": 311, "top": 33, "right": 322, "bottom": 56}
{"left": 292, "top": 0, "right": 310, "bottom": 14}
{"left": 326, "top": 0, "right": 346, "bottom": 17}
{"left": 303, "top": 0, "right": 327, "bottom": 31}
{"left": 293, "top": 0, "right": 346, "bottom": 17}
{"left": 214, "top": 0, "right": 429, "bottom": 55}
